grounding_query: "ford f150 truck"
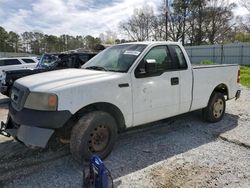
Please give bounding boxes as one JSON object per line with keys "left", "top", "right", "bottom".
{"left": 0, "top": 41, "right": 240, "bottom": 162}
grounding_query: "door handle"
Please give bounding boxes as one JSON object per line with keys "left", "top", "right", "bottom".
{"left": 118, "top": 83, "right": 129, "bottom": 88}
{"left": 171, "top": 77, "right": 179, "bottom": 85}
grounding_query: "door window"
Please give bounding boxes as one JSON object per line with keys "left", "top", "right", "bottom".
{"left": 168, "top": 45, "right": 187, "bottom": 69}
{"left": 22, "top": 58, "right": 35, "bottom": 63}
{"left": 0, "top": 59, "right": 21, "bottom": 66}
{"left": 0, "top": 60, "right": 4, "bottom": 66}
{"left": 135, "top": 45, "right": 175, "bottom": 77}
{"left": 144, "top": 46, "right": 173, "bottom": 71}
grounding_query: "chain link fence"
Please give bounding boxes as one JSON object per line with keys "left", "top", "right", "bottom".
{"left": 185, "top": 42, "right": 250, "bottom": 65}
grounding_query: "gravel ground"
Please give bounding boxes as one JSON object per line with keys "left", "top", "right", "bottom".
{"left": 0, "top": 86, "right": 249, "bottom": 188}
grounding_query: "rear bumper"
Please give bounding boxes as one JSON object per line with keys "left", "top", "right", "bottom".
{"left": 3, "top": 105, "right": 72, "bottom": 148}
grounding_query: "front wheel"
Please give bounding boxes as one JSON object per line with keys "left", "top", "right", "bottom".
{"left": 70, "top": 111, "right": 117, "bottom": 162}
{"left": 202, "top": 92, "right": 226, "bottom": 123}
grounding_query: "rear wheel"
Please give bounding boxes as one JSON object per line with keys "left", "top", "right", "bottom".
{"left": 202, "top": 92, "right": 226, "bottom": 123}
{"left": 70, "top": 111, "right": 117, "bottom": 162}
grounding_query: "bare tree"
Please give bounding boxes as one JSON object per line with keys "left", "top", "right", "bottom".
{"left": 170, "top": 0, "right": 191, "bottom": 44}
{"left": 119, "top": 5, "right": 156, "bottom": 41}
{"left": 154, "top": 0, "right": 192, "bottom": 43}
{"left": 204, "top": 0, "right": 236, "bottom": 44}
{"left": 241, "top": 0, "right": 250, "bottom": 12}
{"left": 188, "top": 0, "right": 207, "bottom": 45}
{"left": 238, "top": 0, "right": 250, "bottom": 34}
{"left": 151, "top": 1, "right": 168, "bottom": 41}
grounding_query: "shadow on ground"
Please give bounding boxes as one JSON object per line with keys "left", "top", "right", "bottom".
{"left": 0, "top": 110, "right": 239, "bottom": 187}
{"left": 108, "top": 111, "right": 239, "bottom": 179}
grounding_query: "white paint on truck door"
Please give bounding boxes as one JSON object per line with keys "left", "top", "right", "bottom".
{"left": 168, "top": 45, "right": 193, "bottom": 114}
{"left": 131, "top": 45, "right": 180, "bottom": 126}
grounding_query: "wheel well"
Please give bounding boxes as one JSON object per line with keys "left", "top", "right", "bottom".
{"left": 74, "top": 102, "right": 126, "bottom": 132}
{"left": 213, "top": 84, "right": 229, "bottom": 99}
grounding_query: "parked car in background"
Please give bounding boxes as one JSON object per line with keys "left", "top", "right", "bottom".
{"left": 0, "top": 57, "right": 38, "bottom": 83}
{"left": 0, "top": 52, "right": 97, "bottom": 96}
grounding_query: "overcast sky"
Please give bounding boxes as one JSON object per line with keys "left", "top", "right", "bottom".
{"left": 0, "top": 0, "right": 249, "bottom": 37}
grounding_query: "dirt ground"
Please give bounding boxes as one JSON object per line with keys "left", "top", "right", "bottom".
{"left": 0, "top": 86, "right": 249, "bottom": 188}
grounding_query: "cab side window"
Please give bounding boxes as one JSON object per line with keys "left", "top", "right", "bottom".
{"left": 169, "top": 45, "right": 187, "bottom": 69}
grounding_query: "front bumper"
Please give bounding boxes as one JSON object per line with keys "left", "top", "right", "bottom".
{"left": 2, "top": 105, "right": 72, "bottom": 148}
{"left": 9, "top": 104, "right": 72, "bottom": 129}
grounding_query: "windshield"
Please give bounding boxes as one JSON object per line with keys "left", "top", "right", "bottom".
{"left": 37, "top": 54, "right": 59, "bottom": 68}
{"left": 82, "top": 44, "right": 147, "bottom": 72}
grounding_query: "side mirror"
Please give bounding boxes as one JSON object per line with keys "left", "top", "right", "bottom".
{"left": 145, "top": 59, "right": 157, "bottom": 74}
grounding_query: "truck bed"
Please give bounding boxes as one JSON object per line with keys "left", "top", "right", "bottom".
{"left": 190, "top": 64, "right": 239, "bottom": 111}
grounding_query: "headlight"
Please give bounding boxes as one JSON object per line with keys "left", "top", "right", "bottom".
{"left": 24, "top": 92, "right": 58, "bottom": 111}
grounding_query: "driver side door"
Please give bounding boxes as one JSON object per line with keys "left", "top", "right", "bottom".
{"left": 131, "top": 45, "right": 180, "bottom": 126}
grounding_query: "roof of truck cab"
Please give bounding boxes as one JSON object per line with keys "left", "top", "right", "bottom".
{"left": 116, "top": 41, "right": 182, "bottom": 46}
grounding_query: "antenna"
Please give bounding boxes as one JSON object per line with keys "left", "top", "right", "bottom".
{"left": 165, "top": 0, "right": 169, "bottom": 41}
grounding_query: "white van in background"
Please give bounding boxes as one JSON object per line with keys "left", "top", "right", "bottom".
{"left": 0, "top": 57, "right": 38, "bottom": 82}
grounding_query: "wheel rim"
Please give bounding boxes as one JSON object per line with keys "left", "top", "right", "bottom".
{"left": 88, "top": 125, "right": 110, "bottom": 152}
{"left": 213, "top": 98, "right": 224, "bottom": 118}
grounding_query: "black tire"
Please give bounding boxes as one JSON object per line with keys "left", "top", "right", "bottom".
{"left": 70, "top": 111, "right": 117, "bottom": 162}
{"left": 202, "top": 92, "right": 226, "bottom": 123}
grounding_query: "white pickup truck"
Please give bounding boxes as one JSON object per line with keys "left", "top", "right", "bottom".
{"left": 1, "top": 42, "right": 240, "bottom": 162}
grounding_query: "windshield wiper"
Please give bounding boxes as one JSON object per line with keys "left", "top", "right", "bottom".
{"left": 106, "top": 69, "right": 126, "bottom": 73}
{"left": 85, "top": 66, "right": 107, "bottom": 71}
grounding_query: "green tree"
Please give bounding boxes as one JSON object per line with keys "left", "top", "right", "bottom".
{"left": 84, "top": 35, "right": 102, "bottom": 50}
{"left": 42, "top": 34, "right": 60, "bottom": 52}
{"left": 7, "top": 31, "right": 21, "bottom": 52}
{"left": 30, "top": 32, "right": 44, "bottom": 54}
{"left": 0, "top": 26, "right": 9, "bottom": 52}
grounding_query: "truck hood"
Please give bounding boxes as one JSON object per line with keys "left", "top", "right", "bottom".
{"left": 16, "top": 69, "right": 120, "bottom": 92}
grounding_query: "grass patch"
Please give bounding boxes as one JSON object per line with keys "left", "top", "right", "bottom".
{"left": 199, "top": 60, "right": 215, "bottom": 65}
{"left": 240, "top": 66, "right": 250, "bottom": 88}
